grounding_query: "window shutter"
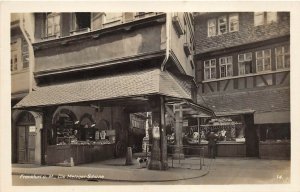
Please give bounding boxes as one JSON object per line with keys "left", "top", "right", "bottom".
{"left": 91, "top": 12, "right": 104, "bottom": 30}
{"left": 124, "top": 12, "right": 134, "bottom": 22}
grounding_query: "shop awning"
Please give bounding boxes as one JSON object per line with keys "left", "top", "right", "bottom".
{"left": 200, "top": 87, "right": 290, "bottom": 123}
{"left": 14, "top": 69, "right": 205, "bottom": 112}
{"left": 254, "top": 111, "right": 290, "bottom": 124}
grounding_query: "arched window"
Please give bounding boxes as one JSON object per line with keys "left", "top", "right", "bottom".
{"left": 52, "top": 109, "right": 77, "bottom": 145}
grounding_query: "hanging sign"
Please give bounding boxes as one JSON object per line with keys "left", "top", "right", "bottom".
{"left": 29, "top": 126, "right": 36, "bottom": 133}
{"left": 152, "top": 121, "right": 160, "bottom": 139}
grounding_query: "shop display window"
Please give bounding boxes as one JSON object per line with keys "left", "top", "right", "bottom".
{"left": 181, "top": 117, "right": 245, "bottom": 145}
{"left": 51, "top": 111, "right": 115, "bottom": 145}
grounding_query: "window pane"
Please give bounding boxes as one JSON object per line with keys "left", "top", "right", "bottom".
{"left": 238, "top": 54, "right": 244, "bottom": 62}
{"left": 220, "top": 66, "right": 226, "bottom": 77}
{"left": 284, "top": 45, "right": 290, "bottom": 54}
{"left": 267, "top": 12, "right": 277, "bottom": 23}
{"left": 254, "top": 12, "right": 264, "bottom": 26}
{"left": 245, "top": 61, "right": 252, "bottom": 74}
{"left": 204, "top": 61, "right": 210, "bottom": 67}
{"left": 265, "top": 49, "right": 271, "bottom": 57}
{"left": 256, "top": 51, "right": 263, "bottom": 58}
{"left": 227, "top": 65, "right": 233, "bottom": 76}
{"left": 211, "top": 59, "right": 216, "bottom": 66}
{"left": 276, "top": 47, "right": 283, "bottom": 55}
{"left": 229, "top": 13, "right": 239, "bottom": 32}
{"left": 227, "top": 56, "right": 232, "bottom": 64}
{"left": 239, "top": 62, "right": 245, "bottom": 75}
{"left": 285, "top": 55, "right": 290, "bottom": 68}
{"left": 208, "top": 19, "right": 216, "bottom": 27}
{"left": 245, "top": 53, "right": 252, "bottom": 60}
{"left": 219, "top": 24, "right": 227, "bottom": 34}
{"left": 277, "top": 55, "right": 283, "bottom": 69}
{"left": 220, "top": 58, "right": 225, "bottom": 64}
{"left": 218, "top": 16, "right": 227, "bottom": 34}
{"left": 208, "top": 19, "right": 216, "bottom": 36}
{"left": 211, "top": 68, "right": 216, "bottom": 78}
{"left": 47, "top": 17, "right": 53, "bottom": 27}
{"left": 257, "top": 59, "right": 263, "bottom": 72}
{"left": 264, "top": 58, "right": 271, "bottom": 70}
{"left": 208, "top": 26, "right": 216, "bottom": 36}
{"left": 205, "top": 69, "right": 210, "bottom": 80}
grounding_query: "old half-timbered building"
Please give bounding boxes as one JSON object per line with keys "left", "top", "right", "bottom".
{"left": 12, "top": 12, "right": 214, "bottom": 170}
{"left": 194, "top": 12, "right": 290, "bottom": 159}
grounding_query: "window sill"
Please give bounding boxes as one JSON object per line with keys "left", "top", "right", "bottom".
{"left": 207, "top": 30, "right": 238, "bottom": 38}
{"left": 202, "top": 68, "right": 290, "bottom": 83}
{"left": 11, "top": 68, "right": 29, "bottom": 75}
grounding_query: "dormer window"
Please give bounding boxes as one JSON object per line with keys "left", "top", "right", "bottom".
{"left": 207, "top": 13, "right": 239, "bottom": 37}
{"left": 254, "top": 12, "right": 277, "bottom": 26}
{"left": 218, "top": 16, "right": 227, "bottom": 34}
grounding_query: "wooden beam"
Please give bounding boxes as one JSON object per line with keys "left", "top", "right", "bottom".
{"left": 165, "top": 105, "right": 175, "bottom": 119}
{"left": 259, "top": 75, "right": 268, "bottom": 86}
{"left": 223, "top": 79, "right": 230, "bottom": 91}
{"left": 207, "top": 82, "right": 214, "bottom": 92}
{"left": 279, "top": 71, "right": 289, "bottom": 85}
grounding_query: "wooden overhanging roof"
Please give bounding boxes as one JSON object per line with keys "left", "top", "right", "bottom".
{"left": 15, "top": 68, "right": 215, "bottom": 117}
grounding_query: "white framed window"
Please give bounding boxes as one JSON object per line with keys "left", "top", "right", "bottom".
{"left": 275, "top": 45, "right": 290, "bottom": 70}
{"left": 11, "top": 52, "right": 18, "bottom": 71}
{"left": 218, "top": 16, "right": 227, "bottom": 34}
{"left": 229, "top": 13, "right": 239, "bottom": 32}
{"left": 204, "top": 59, "right": 216, "bottom": 80}
{"left": 254, "top": 12, "right": 277, "bottom": 26}
{"left": 238, "top": 52, "right": 253, "bottom": 75}
{"left": 11, "top": 40, "right": 21, "bottom": 72}
{"left": 46, "top": 13, "right": 61, "bottom": 37}
{"left": 254, "top": 12, "right": 264, "bottom": 26}
{"left": 266, "top": 12, "right": 277, "bottom": 24}
{"left": 208, "top": 19, "right": 217, "bottom": 37}
{"left": 256, "top": 49, "right": 271, "bottom": 72}
{"left": 219, "top": 56, "right": 233, "bottom": 78}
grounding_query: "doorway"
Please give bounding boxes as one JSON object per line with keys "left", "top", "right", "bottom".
{"left": 17, "top": 112, "right": 36, "bottom": 163}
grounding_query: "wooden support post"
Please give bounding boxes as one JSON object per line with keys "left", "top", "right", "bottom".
{"left": 173, "top": 105, "right": 184, "bottom": 159}
{"left": 148, "top": 95, "right": 168, "bottom": 170}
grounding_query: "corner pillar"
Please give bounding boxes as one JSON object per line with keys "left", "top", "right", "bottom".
{"left": 148, "top": 95, "right": 168, "bottom": 170}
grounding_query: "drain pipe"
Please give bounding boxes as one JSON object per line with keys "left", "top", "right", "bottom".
{"left": 161, "top": 12, "right": 171, "bottom": 71}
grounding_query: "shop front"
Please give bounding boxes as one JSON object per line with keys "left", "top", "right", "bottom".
{"left": 44, "top": 106, "right": 128, "bottom": 166}
{"left": 255, "top": 111, "right": 290, "bottom": 160}
{"left": 168, "top": 114, "right": 254, "bottom": 158}
{"left": 14, "top": 69, "right": 215, "bottom": 169}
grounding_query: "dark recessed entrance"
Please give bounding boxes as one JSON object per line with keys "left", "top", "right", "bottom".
{"left": 17, "top": 112, "right": 36, "bottom": 163}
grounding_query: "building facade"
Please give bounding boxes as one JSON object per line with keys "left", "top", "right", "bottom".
{"left": 194, "top": 12, "right": 290, "bottom": 159}
{"left": 12, "top": 12, "right": 214, "bottom": 169}
{"left": 11, "top": 13, "right": 37, "bottom": 164}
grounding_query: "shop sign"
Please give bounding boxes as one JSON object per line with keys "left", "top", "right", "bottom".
{"left": 29, "top": 126, "right": 36, "bottom": 132}
{"left": 152, "top": 121, "right": 160, "bottom": 139}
